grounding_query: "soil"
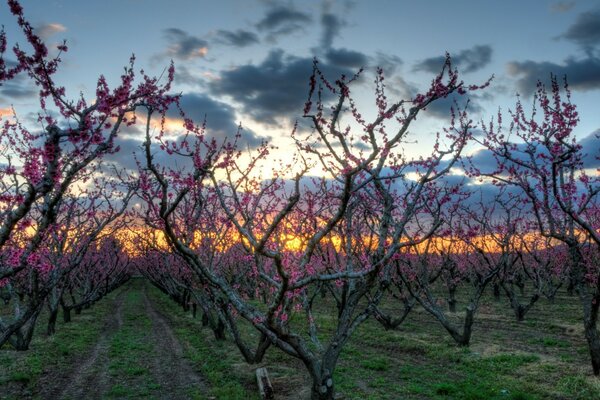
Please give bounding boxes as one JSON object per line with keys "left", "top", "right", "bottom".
{"left": 46, "top": 290, "right": 126, "bottom": 400}
{"left": 142, "top": 284, "right": 208, "bottom": 399}
{"left": 32, "top": 285, "right": 208, "bottom": 399}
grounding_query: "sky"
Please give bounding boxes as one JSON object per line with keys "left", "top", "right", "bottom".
{"left": 1, "top": 0, "right": 600, "bottom": 177}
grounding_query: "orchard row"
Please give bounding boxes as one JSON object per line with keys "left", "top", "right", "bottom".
{"left": 0, "top": 2, "right": 598, "bottom": 399}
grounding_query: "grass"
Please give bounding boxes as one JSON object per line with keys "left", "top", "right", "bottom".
{"left": 148, "top": 286, "right": 259, "bottom": 399}
{"left": 0, "top": 287, "right": 123, "bottom": 399}
{"left": 147, "top": 284, "right": 600, "bottom": 399}
{"left": 103, "top": 288, "right": 161, "bottom": 399}
{"left": 2, "top": 280, "right": 600, "bottom": 399}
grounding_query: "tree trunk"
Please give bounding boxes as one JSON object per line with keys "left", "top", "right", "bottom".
{"left": 310, "top": 380, "right": 335, "bottom": 400}
{"left": 309, "top": 367, "right": 335, "bottom": 400}
{"left": 47, "top": 307, "right": 58, "bottom": 336}
{"left": 582, "top": 296, "right": 600, "bottom": 375}
{"left": 570, "top": 244, "right": 600, "bottom": 375}
{"left": 8, "top": 309, "right": 40, "bottom": 351}
{"left": 62, "top": 305, "right": 71, "bottom": 323}
{"left": 493, "top": 283, "right": 501, "bottom": 301}
{"left": 213, "top": 319, "right": 226, "bottom": 341}
{"left": 447, "top": 286, "right": 457, "bottom": 313}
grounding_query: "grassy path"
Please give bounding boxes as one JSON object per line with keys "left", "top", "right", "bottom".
{"left": 1, "top": 279, "right": 210, "bottom": 399}
{"left": 58, "top": 281, "right": 209, "bottom": 399}
{"left": 4, "top": 278, "right": 600, "bottom": 399}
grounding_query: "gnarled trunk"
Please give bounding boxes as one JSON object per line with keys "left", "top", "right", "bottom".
{"left": 47, "top": 307, "right": 58, "bottom": 336}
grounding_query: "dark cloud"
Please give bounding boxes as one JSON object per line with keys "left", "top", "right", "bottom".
{"left": 208, "top": 49, "right": 357, "bottom": 126}
{"left": 466, "top": 148, "right": 503, "bottom": 173}
{"left": 468, "top": 132, "right": 600, "bottom": 173}
{"left": 256, "top": 6, "right": 312, "bottom": 39}
{"left": 171, "top": 65, "right": 205, "bottom": 88}
{"left": 374, "top": 52, "right": 403, "bottom": 75}
{"left": 215, "top": 29, "right": 259, "bottom": 47}
{"left": 580, "top": 129, "right": 600, "bottom": 168}
{"left": 320, "top": 12, "right": 344, "bottom": 49}
{"left": 415, "top": 45, "right": 492, "bottom": 74}
{"left": 163, "top": 28, "right": 209, "bottom": 60}
{"left": 383, "top": 75, "right": 417, "bottom": 100}
{"left": 168, "top": 93, "right": 263, "bottom": 148}
{"left": 325, "top": 48, "right": 368, "bottom": 68}
{"left": 115, "top": 123, "right": 144, "bottom": 139}
{"left": 507, "top": 56, "right": 600, "bottom": 95}
{"left": 0, "top": 82, "right": 37, "bottom": 100}
{"left": 107, "top": 95, "right": 264, "bottom": 171}
{"left": 107, "top": 136, "right": 193, "bottom": 173}
{"left": 0, "top": 59, "right": 37, "bottom": 101}
{"left": 551, "top": 1, "right": 576, "bottom": 13}
{"left": 422, "top": 92, "right": 483, "bottom": 120}
{"left": 105, "top": 137, "right": 144, "bottom": 171}
{"left": 466, "top": 142, "right": 558, "bottom": 175}
{"left": 560, "top": 9, "right": 600, "bottom": 51}
{"left": 310, "top": 139, "right": 370, "bottom": 152}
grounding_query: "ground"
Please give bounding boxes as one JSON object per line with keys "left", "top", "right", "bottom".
{"left": 1, "top": 278, "right": 600, "bottom": 399}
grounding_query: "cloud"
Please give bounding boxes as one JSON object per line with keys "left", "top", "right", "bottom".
{"left": 422, "top": 92, "right": 483, "bottom": 120}
{"left": 107, "top": 95, "right": 264, "bottom": 171}
{"left": 0, "top": 82, "right": 37, "bottom": 100}
{"left": 374, "top": 52, "right": 403, "bottom": 75}
{"left": 105, "top": 137, "right": 145, "bottom": 171}
{"left": 171, "top": 64, "right": 205, "bottom": 88}
{"left": 0, "top": 107, "right": 14, "bottom": 118}
{"left": 551, "top": 1, "right": 576, "bottom": 13}
{"left": 507, "top": 56, "right": 600, "bottom": 95}
{"left": 167, "top": 93, "right": 263, "bottom": 148}
{"left": 35, "top": 23, "right": 66, "bottom": 40}
{"left": 508, "top": 8, "right": 600, "bottom": 96}
{"left": 208, "top": 49, "right": 358, "bottom": 126}
{"left": 162, "top": 28, "right": 209, "bottom": 60}
{"left": 106, "top": 135, "right": 192, "bottom": 173}
{"left": 466, "top": 141, "right": 566, "bottom": 176}
{"left": 0, "top": 59, "right": 37, "bottom": 101}
{"left": 559, "top": 9, "right": 600, "bottom": 52}
{"left": 324, "top": 48, "right": 368, "bottom": 68}
{"left": 580, "top": 129, "right": 600, "bottom": 168}
{"left": 320, "top": 12, "right": 344, "bottom": 49}
{"left": 415, "top": 45, "right": 493, "bottom": 74}
{"left": 214, "top": 29, "right": 259, "bottom": 47}
{"left": 256, "top": 5, "right": 312, "bottom": 40}
{"left": 468, "top": 130, "right": 600, "bottom": 173}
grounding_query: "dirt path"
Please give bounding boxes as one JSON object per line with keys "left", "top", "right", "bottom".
{"left": 142, "top": 285, "right": 209, "bottom": 399}
{"left": 47, "top": 289, "right": 127, "bottom": 400}
{"left": 35, "top": 282, "right": 208, "bottom": 399}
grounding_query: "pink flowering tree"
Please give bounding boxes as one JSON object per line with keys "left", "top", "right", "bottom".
{"left": 0, "top": 173, "right": 133, "bottom": 347}
{"left": 473, "top": 76, "right": 600, "bottom": 374}
{"left": 397, "top": 191, "right": 520, "bottom": 345}
{"left": 497, "top": 225, "right": 570, "bottom": 321}
{"left": 43, "top": 181, "right": 133, "bottom": 336}
{"left": 132, "top": 231, "right": 229, "bottom": 340}
{"left": 139, "top": 55, "right": 487, "bottom": 399}
{"left": 0, "top": 0, "right": 176, "bottom": 349}
{"left": 59, "top": 235, "right": 131, "bottom": 324}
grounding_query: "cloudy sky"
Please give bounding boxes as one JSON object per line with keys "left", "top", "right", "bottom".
{"left": 1, "top": 0, "right": 599, "bottom": 175}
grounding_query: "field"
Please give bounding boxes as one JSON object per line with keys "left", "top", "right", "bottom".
{"left": 1, "top": 278, "right": 599, "bottom": 399}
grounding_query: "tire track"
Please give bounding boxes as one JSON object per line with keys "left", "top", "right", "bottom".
{"left": 49, "top": 289, "right": 127, "bottom": 400}
{"left": 142, "top": 284, "right": 209, "bottom": 399}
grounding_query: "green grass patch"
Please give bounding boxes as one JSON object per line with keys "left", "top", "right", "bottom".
{"left": 147, "top": 285, "right": 258, "bottom": 399}
{"left": 0, "top": 287, "right": 124, "bottom": 397}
